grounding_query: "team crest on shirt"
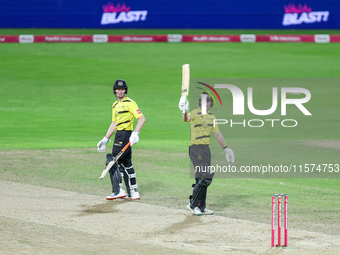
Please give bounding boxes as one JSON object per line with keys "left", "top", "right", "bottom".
{"left": 118, "top": 104, "right": 128, "bottom": 111}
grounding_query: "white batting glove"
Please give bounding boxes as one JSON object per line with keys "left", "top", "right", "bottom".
{"left": 129, "top": 132, "right": 140, "bottom": 147}
{"left": 97, "top": 137, "right": 110, "bottom": 152}
{"left": 224, "top": 147, "right": 235, "bottom": 163}
{"left": 178, "top": 96, "right": 189, "bottom": 113}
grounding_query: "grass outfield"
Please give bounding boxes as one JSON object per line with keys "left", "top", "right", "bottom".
{"left": 0, "top": 29, "right": 339, "bottom": 234}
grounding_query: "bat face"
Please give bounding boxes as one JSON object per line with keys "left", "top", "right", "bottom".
{"left": 182, "top": 64, "right": 190, "bottom": 97}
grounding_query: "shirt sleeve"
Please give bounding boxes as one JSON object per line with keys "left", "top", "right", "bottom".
{"left": 129, "top": 101, "right": 144, "bottom": 119}
{"left": 112, "top": 102, "right": 116, "bottom": 122}
{"left": 211, "top": 114, "right": 219, "bottom": 132}
{"left": 189, "top": 110, "right": 195, "bottom": 122}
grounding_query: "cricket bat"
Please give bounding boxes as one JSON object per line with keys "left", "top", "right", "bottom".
{"left": 181, "top": 64, "right": 190, "bottom": 114}
{"left": 99, "top": 142, "right": 131, "bottom": 179}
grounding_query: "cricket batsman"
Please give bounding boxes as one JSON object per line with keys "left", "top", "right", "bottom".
{"left": 97, "top": 79, "right": 146, "bottom": 200}
{"left": 179, "top": 92, "right": 234, "bottom": 215}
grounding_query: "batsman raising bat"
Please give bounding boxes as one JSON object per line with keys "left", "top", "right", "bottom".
{"left": 97, "top": 79, "right": 146, "bottom": 200}
{"left": 179, "top": 65, "right": 234, "bottom": 215}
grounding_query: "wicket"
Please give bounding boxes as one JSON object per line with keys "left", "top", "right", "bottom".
{"left": 271, "top": 194, "right": 288, "bottom": 247}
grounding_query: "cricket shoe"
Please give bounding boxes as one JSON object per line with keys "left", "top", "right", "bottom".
{"left": 125, "top": 190, "right": 140, "bottom": 200}
{"left": 106, "top": 189, "right": 127, "bottom": 200}
{"left": 187, "top": 203, "right": 202, "bottom": 216}
{"left": 202, "top": 208, "right": 214, "bottom": 215}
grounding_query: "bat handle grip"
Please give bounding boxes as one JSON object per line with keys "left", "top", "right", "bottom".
{"left": 122, "top": 141, "right": 131, "bottom": 151}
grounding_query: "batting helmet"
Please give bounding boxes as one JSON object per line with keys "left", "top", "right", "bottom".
{"left": 113, "top": 79, "right": 128, "bottom": 95}
{"left": 199, "top": 92, "right": 213, "bottom": 108}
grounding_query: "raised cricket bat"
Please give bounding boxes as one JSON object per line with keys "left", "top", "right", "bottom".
{"left": 181, "top": 64, "right": 190, "bottom": 114}
{"left": 99, "top": 142, "right": 131, "bottom": 179}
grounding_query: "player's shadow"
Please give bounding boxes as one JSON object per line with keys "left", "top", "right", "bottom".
{"left": 147, "top": 215, "right": 204, "bottom": 236}
{"left": 77, "top": 200, "right": 128, "bottom": 216}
